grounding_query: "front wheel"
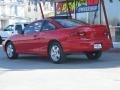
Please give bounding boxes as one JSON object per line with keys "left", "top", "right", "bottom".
{"left": 5, "top": 42, "right": 18, "bottom": 59}
{"left": 86, "top": 51, "right": 102, "bottom": 60}
{"left": 49, "top": 42, "right": 65, "bottom": 64}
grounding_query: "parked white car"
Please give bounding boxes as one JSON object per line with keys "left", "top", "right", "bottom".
{"left": 0, "top": 23, "right": 28, "bottom": 44}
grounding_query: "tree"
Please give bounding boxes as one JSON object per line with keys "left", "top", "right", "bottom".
{"left": 28, "top": 0, "right": 43, "bottom": 18}
{"left": 28, "top": 0, "right": 54, "bottom": 19}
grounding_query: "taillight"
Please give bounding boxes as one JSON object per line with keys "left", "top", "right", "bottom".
{"left": 79, "top": 32, "right": 86, "bottom": 36}
{"left": 104, "top": 32, "right": 109, "bottom": 36}
{"left": 71, "top": 32, "right": 86, "bottom": 37}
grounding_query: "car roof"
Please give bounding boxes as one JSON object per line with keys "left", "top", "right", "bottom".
{"left": 15, "top": 22, "right": 29, "bottom": 25}
{"left": 47, "top": 16, "right": 72, "bottom": 19}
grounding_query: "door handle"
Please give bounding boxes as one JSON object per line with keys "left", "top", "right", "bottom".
{"left": 33, "top": 35, "right": 40, "bottom": 39}
{"left": 33, "top": 35, "right": 37, "bottom": 37}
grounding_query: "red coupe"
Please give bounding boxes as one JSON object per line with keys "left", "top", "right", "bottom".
{"left": 3, "top": 16, "right": 112, "bottom": 63}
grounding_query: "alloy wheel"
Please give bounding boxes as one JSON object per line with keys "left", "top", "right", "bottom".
{"left": 49, "top": 42, "right": 65, "bottom": 64}
{"left": 6, "top": 42, "right": 18, "bottom": 59}
{"left": 50, "top": 45, "right": 61, "bottom": 62}
{"left": 6, "top": 44, "right": 14, "bottom": 58}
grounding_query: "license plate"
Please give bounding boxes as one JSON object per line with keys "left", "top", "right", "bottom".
{"left": 94, "top": 44, "right": 102, "bottom": 49}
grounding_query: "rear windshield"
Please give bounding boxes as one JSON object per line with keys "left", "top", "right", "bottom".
{"left": 55, "top": 19, "right": 88, "bottom": 28}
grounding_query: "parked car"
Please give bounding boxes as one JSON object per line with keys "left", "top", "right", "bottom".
{"left": 3, "top": 16, "right": 112, "bottom": 63}
{"left": 0, "top": 23, "right": 28, "bottom": 44}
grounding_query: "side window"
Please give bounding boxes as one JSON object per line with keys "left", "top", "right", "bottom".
{"left": 24, "top": 21, "right": 43, "bottom": 34}
{"left": 15, "top": 25, "right": 22, "bottom": 34}
{"left": 24, "top": 25, "right": 34, "bottom": 34}
{"left": 34, "top": 22, "right": 42, "bottom": 32}
{"left": 42, "top": 21, "right": 56, "bottom": 31}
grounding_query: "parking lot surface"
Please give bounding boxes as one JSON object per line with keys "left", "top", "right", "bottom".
{"left": 0, "top": 45, "right": 120, "bottom": 90}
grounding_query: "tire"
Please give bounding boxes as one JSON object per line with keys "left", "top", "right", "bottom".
{"left": 0, "top": 37, "right": 2, "bottom": 44}
{"left": 5, "top": 42, "right": 18, "bottom": 59}
{"left": 86, "top": 51, "right": 102, "bottom": 60}
{"left": 48, "top": 42, "right": 65, "bottom": 64}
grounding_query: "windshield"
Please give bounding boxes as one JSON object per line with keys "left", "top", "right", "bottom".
{"left": 4, "top": 25, "right": 14, "bottom": 31}
{"left": 55, "top": 19, "right": 88, "bottom": 28}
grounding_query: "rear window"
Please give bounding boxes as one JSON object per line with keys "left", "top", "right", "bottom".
{"left": 55, "top": 19, "right": 87, "bottom": 28}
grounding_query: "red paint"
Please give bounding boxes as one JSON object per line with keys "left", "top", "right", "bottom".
{"left": 3, "top": 19, "right": 112, "bottom": 57}
{"left": 87, "top": 0, "right": 99, "bottom": 5}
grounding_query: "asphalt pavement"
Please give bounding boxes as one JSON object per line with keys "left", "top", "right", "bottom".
{"left": 0, "top": 45, "right": 120, "bottom": 90}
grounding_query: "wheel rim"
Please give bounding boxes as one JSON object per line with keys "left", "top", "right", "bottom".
{"left": 91, "top": 52, "right": 96, "bottom": 57}
{"left": 50, "top": 45, "right": 60, "bottom": 62}
{"left": 6, "top": 44, "right": 14, "bottom": 58}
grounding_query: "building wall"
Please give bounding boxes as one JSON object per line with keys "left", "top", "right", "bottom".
{"left": 104, "top": 0, "right": 120, "bottom": 26}
{"left": 0, "top": 0, "right": 54, "bottom": 30}
{"left": 88, "top": 0, "right": 120, "bottom": 26}
{"left": 0, "top": 0, "right": 28, "bottom": 29}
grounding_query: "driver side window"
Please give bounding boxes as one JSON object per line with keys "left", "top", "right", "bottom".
{"left": 24, "top": 25, "right": 34, "bottom": 34}
{"left": 15, "top": 25, "right": 22, "bottom": 34}
{"left": 42, "top": 21, "right": 56, "bottom": 31}
{"left": 24, "top": 21, "right": 43, "bottom": 34}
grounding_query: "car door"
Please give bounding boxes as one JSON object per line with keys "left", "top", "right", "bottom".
{"left": 15, "top": 21, "right": 44, "bottom": 54}
{"left": 36, "top": 20, "right": 57, "bottom": 56}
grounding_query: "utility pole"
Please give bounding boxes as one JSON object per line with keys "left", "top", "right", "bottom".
{"left": 39, "top": 1, "right": 44, "bottom": 19}
{"left": 101, "top": 0, "right": 113, "bottom": 47}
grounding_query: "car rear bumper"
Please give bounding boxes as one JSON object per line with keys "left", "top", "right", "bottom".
{"left": 62, "top": 39, "right": 112, "bottom": 53}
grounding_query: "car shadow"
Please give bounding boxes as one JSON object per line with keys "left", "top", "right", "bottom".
{"left": 0, "top": 50, "right": 120, "bottom": 72}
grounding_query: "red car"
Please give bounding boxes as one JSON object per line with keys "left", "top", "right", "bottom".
{"left": 3, "top": 16, "right": 112, "bottom": 63}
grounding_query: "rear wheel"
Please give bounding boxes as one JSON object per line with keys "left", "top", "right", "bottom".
{"left": 49, "top": 42, "right": 65, "bottom": 64}
{"left": 86, "top": 51, "right": 102, "bottom": 60}
{"left": 5, "top": 42, "right": 18, "bottom": 59}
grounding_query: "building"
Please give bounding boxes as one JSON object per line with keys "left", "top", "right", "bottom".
{"left": 0, "top": 0, "right": 54, "bottom": 30}
{"left": 0, "top": 0, "right": 28, "bottom": 29}
{"left": 54, "top": 0, "right": 120, "bottom": 25}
